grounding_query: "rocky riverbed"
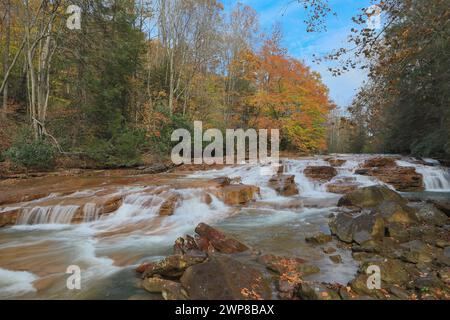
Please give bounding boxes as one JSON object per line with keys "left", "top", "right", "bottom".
{"left": 0, "top": 154, "right": 449, "bottom": 299}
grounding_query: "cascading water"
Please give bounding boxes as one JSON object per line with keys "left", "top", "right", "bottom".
{"left": 0, "top": 154, "right": 449, "bottom": 299}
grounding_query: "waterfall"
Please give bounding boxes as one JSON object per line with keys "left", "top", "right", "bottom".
{"left": 18, "top": 205, "right": 80, "bottom": 225}
{"left": 415, "top": 166, "right": 450, "bottom": 191}
{"left": 396, "top": 160, "right": 450, "bottom": 191}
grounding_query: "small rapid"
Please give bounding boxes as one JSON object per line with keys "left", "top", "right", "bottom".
{"left": 0, "top": 154, "right": 449, "bottom": 299}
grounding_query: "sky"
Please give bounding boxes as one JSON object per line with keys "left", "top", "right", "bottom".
{"left": 223, "top": 0, "right": 373, "bottom": 109}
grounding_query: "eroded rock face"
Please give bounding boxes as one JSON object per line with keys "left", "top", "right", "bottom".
{"left": 195, "top": 223, "right": 249, "bottom": 254}
{"left": 415, "top": 203, "right": 448, "bottom": 226}
{"left": 303, "top": 166, "right": 337, "bottom": 182}
{"left": 180, "top": 255, "right": 271, "bottom": 300}
{"left": 268, "top": 174, "right": 298, "bottom": 196}
{"left": 213, "top": 184, "right": 259, "bottom": 206}
{"left": 356, "top": 158, "right": 424, "bottom": 192}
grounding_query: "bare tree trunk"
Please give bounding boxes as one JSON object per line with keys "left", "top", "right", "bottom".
{"left": 2, "top": 0, "right": 11, "bottom": 110}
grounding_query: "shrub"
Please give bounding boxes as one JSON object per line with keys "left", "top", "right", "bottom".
{"left": 85, "top": 128, "right": 148, "bottom": 167}
{"left": 4, "top": 129, "right": 56, "bottom": 170}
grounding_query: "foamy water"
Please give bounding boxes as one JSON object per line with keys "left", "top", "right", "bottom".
{"left": 0, "top": 154, "right": 449, "bottom": 298}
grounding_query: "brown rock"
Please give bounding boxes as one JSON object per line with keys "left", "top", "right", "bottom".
{"left": 140, "top": 254, "right": 207, "bottom": 279}
{"left": 362, "top": 157, "right": 397, "bottom": 168}
{"left": 329, "top": 255, "right": 343, "bottom": 264}
{"left": 0, "top": 208, "right": 20, "bottom": 227}
{"left": 357, "top": 161, "right": 424, "bottom": 192}
{"left": 258, "top": 254, "right": 319, "bottom": 276}
{"left": 158, "top": 194, "right": 181, "bottom": 216}
{"left": 305, "top": 232, "right": 332, "bottom": 245}
{"left": 195, "top": 223, "right": 249, "bottom": 254}
{"left": 142, "top": 277, "right": 188, "bottom": 300}
{"left": 303, "top": 166, "right": 337, "bottom": 182}
{"left": 268, "top": 174, "right": 298, "bottom": 196}
{"left": 328, "top": 159, "right": 346, "bottom": 167}
{"left": 213, "top": 184, "right": 259, "bottom": 205}
{"left": 326, "top": 181, "right": 359, "bottom": 194}
{"left": 180, "top": 255, "right": 271, "bottom": 300}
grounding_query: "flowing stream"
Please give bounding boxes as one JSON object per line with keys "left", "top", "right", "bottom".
{"left": 0, "top": 154, "right": 449, "bottom": 299}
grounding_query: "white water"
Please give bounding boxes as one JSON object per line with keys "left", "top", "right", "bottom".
{"left": 0, "top": 154, "right": 449, "bottom": 298}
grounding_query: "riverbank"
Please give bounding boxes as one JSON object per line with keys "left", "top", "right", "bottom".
{"left": 0, "top": 154, "right": 449, "bottom": 299}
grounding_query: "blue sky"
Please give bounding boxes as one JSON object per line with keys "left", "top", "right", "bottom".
{"left": 223, "top": 0, "right": 372, "bottom": 109}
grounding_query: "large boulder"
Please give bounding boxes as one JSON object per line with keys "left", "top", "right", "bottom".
{"left": 337, "top": 185, "right": 406, "bottom": 208}
{"left": 329, "top": 210, "right": 385, "bottom": 244}
{"left": 268, "top": 175, "right": 298, "bottom": 196}
{"left": 303, "top": 166, "right": 337, "bottom": 182}
{"left": 195, "top": 223, "right": 249, "bottom": 254}
{"left": 180, "top": 255, "right": 271, "bottom": 300}
{"left": 213, "top": 184, "right": 259, "bottom": 205}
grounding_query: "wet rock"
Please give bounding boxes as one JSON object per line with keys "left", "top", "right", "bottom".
{"left": 158, "top": 194, "right": 181, "bottom": 216}
{"left": 195, "top": 223, "right": 249, "bottom": 254}
{"left": 323, "top": 247, "right": 337, "bottom": 254}
{"left": 296, "top": 282, "right": 341, "bottom": 300}
{"left": 211, "top": 177, "right": 231, "bottom": 186}
{"left": 139, "top": 254, "right": 207, "bottom": 279}
{"left": 268, "top": 174, "right": 298, "bottom": 196}
{"left": 415, "top": 203, "right": 448, "bottom": 226}
{"left": 362, "top": 157, "right": 397, "bottom": 168}
{"left": 305, "top": 232, "right": 332, "bottom": 245}
{"left": 329, "top": 210, "right": 385, "bottom": 244}
{"left": 0, "top": 208, "right": 20, "bottom": 227}
{"left": 142, "top": 277, "right": 188, "bottom": 300}
{"left": 329, "top": 255, "right": 342, "bottom": 264}
{"left": 326, "top": 181, "right": 359, "bottom": 194}
{"left": 328, "top": 159, "right": 346, "bottom": 167}
{"left": 258, "top": 254, "right": 320, "bottom": 276}
{"left": 356, "top": 160, "right": 424, "bottom": 192}
{"left": 180, "top": 255, "right": 271, "bottom": 300}
{"left": 337, "top": 185, "right": 406, "bottom": 208}
{"left": 173, "top": 235, "right": 203, "bottom": 255}
{"left": 214, "top": 184, "right": 259, "bottom": 206}
{"left": 303, "top": 166, "right": 337, "bottom": 182}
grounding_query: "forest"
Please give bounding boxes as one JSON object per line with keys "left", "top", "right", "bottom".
{"left": 0, "top": 0, "right": 449, "bottom": 173}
